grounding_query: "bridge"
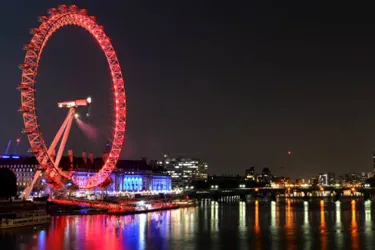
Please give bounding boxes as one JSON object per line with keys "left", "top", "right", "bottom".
{"left": 185, "top": 186, "right": 375, "bottom": 202}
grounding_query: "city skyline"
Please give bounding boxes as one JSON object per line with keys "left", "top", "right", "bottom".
{"left": 2, "top": 1, "right": 375, "bottom": 178}
{"left": 2, "top": 4, "right": 375, "bottom": 249}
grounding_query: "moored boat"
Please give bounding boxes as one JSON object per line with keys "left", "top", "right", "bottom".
{"left": 172, "top": 199, "right": 198, "bottom": 207}
{"left": 0, "top": 209, "right": 50, "bottom": 229}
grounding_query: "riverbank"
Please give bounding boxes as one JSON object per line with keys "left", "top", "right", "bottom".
{"left": 47, "top": 197, "right": 197, "bottom": 215}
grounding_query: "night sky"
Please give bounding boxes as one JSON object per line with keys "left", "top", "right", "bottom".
{"left": 1, "top": 1, "right": 375, "bottom": 178}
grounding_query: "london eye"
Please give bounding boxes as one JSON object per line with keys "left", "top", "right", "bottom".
{"left": 18, "top": 5, "right": 126, "bottom": 197}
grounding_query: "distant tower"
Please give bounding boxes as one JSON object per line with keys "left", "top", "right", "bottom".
{"left": 68, "top": 149, "right": 74, "bottom": 171}
{"left": 82, "top": 151, "right": 87, "bottom": 163}
{"left": 4, "top": 140, "right": 11, "bottom": 154}
{"left": 105, "top": 142, "right": 112, "bottom": 153}
{"left": 13, "top": 138, "right": 21, "bottom": 154}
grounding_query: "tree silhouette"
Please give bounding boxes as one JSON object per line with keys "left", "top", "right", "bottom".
{"left": 365, "top": 177, "right": 375, "bottom": 188}
{"left": 0, "top": 168, "right": 17, "bottom": 199}
{"left": 262, "top": 167, "right": 271, "bottom": 175}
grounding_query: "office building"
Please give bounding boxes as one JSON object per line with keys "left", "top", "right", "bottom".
{"left": 318, "top": 172, "right": 335, "bottom": 186}
{"left": 161, "top": 155, "right": 208, "bottom": 188}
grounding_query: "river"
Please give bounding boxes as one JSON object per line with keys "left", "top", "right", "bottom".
{"left": 0, "top": 199, "right": 374, "bottom": 250}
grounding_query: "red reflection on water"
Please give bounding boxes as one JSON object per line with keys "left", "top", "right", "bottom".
{"left": 320, "top": 200, "right": 327, "bottom": 250}
{"left": 39, "top": 215, "right": 135, "bottom": 250}
{"left": 43, "top": 217, "right": 66, "bottom": 249}
{"left": 254, "top": 200, "right": 261, "bottom": 250}
{"left": 30, "top": 213, "right": 173, "bottom": 250}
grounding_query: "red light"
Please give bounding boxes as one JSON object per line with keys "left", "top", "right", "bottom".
{"left": 16, "top": 138, "right": 21, "bottom": 143}
{"left": 287, "top": 150, "right": 292, "bottom": 155}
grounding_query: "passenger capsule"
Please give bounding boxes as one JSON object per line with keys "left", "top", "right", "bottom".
{"left": 79, "top": 9, "right": 88, "bottom": 15}
{"left": 38, "top": 16, "right": 49, "bottom": 23}
{"left": 18, "top": 63, "right": 30, "bottom": 70}
{"left": 89, "top": 16, "right": 97, "bottom": 22}
{"left": 58, "top": 4, "right": 68, "bottom": 13}
{"left": 47, "top": 8, "right": 58, "bottom": 16}
{"left": 28, "top": 147, "right": 39, "bottom": 153}
{"left": 16, "top": 84, "right": 31, "bottom": 91}
{"left": 18, "top": 106, "right": 31, "bottom": 113}
{"left": 23, "top": 44, "right": 35, "bottom": 51}
{"left": 29, "top": 28, "right": 40, "bottom": 35}
{"left": 69, "top": 5, "right": 79, "bottom": 12}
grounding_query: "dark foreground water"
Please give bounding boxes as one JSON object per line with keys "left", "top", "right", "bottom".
{"left": 1, "top": 199, "right": 375, "bottom": 250}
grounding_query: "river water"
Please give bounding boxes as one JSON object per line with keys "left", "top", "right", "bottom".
{"left": 1, "top": 199, "right": 374, "bottom": 250}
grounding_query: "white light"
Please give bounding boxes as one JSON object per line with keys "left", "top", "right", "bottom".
{"left": 87, "top": 96, "right": 92, "bottom": 104}
{"left": 74, "top": 113, "right": 79, "bottom": 119}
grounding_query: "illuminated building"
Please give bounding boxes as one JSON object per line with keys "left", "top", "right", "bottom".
{"left": 63, "top": 155, "right": 172, "bottom": 192}
{"left": 318, "top": 173, "right": 329, "bottom": 186}
{"left": 271, "top": 176, "right": 289, "bottom": 187}
{"left": 257, "top": 168, "right": 273, "bottom": 185}
{"left": 0, "top": 153, "right": 172, "bottom": 194}
{"left": 161, "top": 155, "right": 208, "bottom": 188}
{"left": 0, "top": 154, "right": 40, "bottom": 192}
{"left": 309, "top": 177, "right": 319, "bottom": 186}
{"left": 72, "top": 171, "right": 171, "bottom": 192}
{"left": 245, "top": 167, "right": 256, "bottom": 181}
{"left": 341, "top": 172, "right": 367, "bottom": 186}
{"left": 197, "top": 161, "right": 209, "bottom": 181}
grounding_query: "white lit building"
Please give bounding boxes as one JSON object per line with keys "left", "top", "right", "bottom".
{"left": 318, "top": 172, "right": 335, "bottom": 186}
{"left": 160, "top": 155, "right": 208, "bottom": 188}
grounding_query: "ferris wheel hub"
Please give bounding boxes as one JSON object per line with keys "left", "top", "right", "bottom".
{"left": 57, "top": 97, "right": 92, "bottom": 108}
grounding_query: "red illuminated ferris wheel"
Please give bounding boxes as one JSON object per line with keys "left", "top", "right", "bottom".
{"left": 18, "top": 5, "right": 126, "bottom": 196}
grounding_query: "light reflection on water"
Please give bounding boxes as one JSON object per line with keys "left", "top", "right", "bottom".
{"left": 335, "top": 201, "right": 343, "bottom": 249}
{"left": 365, "top": 200, "right": 373, "bottom": 249}
{"left": 1, "top": 199, "right": 375, "bottom": 250}
{"left": 320, "top": 200, "right": 327, "bottom": 250}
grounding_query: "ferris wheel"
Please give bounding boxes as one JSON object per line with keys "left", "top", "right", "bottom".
{"left": 18, "top": 5, "right": 126, "bottom": 197}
